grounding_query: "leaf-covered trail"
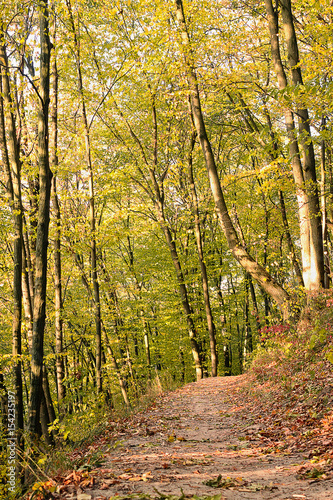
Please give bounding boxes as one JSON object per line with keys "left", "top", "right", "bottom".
{"left": 62, "top": 376, "right": 333, "bottom": 500}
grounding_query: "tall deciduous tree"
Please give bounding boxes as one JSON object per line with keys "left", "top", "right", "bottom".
{"left": 174, "top": 0, "right": 291, "bottom": 319}
{"left": 0, "top": 33, "right": 24, "bottom": 451}
{"left": 49, "top": 7, "right": 66, "bottom": 409}
{"left": 28, "top": 0, "right": 52, "bottom": 437}
{"left": 264, "top": 0, "right": 324, "bottom": 290}
{"left": 65, "top": 0, "right": 102, "bottom": 393}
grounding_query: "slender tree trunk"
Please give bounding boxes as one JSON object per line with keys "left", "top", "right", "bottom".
{"left": 22, "top": 237, "right": 34, "bottom": 350}
{"left": 244, "top": 278, "right": 253, "bottom": 358}
{"left": 66, "top": 0, "right": 102, "bottom": 392}
{"left": 22, "top": 216, "right": 35, "bottom": 302}
{"left": 49, "top": 14, "right": 66, "bottom": 408}
{"left": 0, "top": 37, "right": 24, "bottom": 452}
{"left": 40, "top": 392, "right": 53, "bottom": 446}
{"left": 72, "top": 254, "right": 130, "bottom": 404}
{"left": 102, "top": 323, "right": 130, "bottom": 407}
{"left": 42, "top": 366, "right": 56, "bottom": 424}
{"left": 248, "top": 274, "right": 261, "bottom": 336}
{"left": 28, "top": 0, "right": 52, "bottom": 437}
{"left": 149, "top": 100, "right": 203, "bottom": 379}
{"left": 157, "top": 210, "right": 203, "bottom": 380}
{"left": 320, "top": 116, "right": 330, "bottom": 288}
{"left": 278, "top": 190, "right": 304, "bottom": 287}
{"left": 124, "top": 233, "right": 152, "bottom": 378}
{"left": 118, "top": 88, "right": 203, "bottom": 379}
{"left": 140, "top": 309, "right": 151, "bottom": 376}
{"left": 100, "top": 260, "right": 136, "bottom": 389}
{"left": 231, "top": 95, "right": 304, "bottom": 290}
{"left": 187, "top": 131, "right": 218, "bottom": 376}
{"left": 174, "top": 0, "right": 291, "bottom": 320}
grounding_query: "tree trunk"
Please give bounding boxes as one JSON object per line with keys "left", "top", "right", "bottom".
{"left": 49, "top": 15, "right": 66, "bottom": 408}
{"left": 42, "top": 366, "right": 56, "bottom": 425}
{"left": 66, "top": 0, "right": 102, "bottom": 393}
{"left": 156, "top": 206, "right": 203, "bottom": 380}
{"left": 320, "top": 116, "right": 330, "bottom": 288}
{"left": 28, "top": 0, "right": 52, "bottom": 438}
{"left": 174, "top": 0, "right": 291, "bottom": 320}
{"left": 278, "top": 190, "right": 304, "bottom": 287}
{"left": 22, "top": 236, "right": 34, "bottom": 350}
{"left": 248, "top": 274, "right": 261, "bottom": 336}
{"left": 0, "top": 37, "right": 24, "bottom": 451}
{"left": 187, "top": 131, "right": 218, "bottom": 376}
{"left": 72, "top": 254, "right": 131, "bottom": 404}
{"left": 0, "top": 373, "right": 8, "bottom": 433}
{"left": 280, "top": 0, "right": 324, "bottom": 289}
{"left": 264, "top": 0, "right": 324, "bottom": 290}
{"left": 102, "top": 323, "right": 131, "bottom": 407}
{"left": 244, "top": 277, "right": 253, "bottom": 358}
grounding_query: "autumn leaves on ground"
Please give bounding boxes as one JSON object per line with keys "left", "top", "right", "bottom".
{"left": 27, "top": 329, "right": 333, "bottom": 500}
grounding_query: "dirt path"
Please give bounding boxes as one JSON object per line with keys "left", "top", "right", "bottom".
{"left": 65, "top": 376, "right": 333, "bottom": 500}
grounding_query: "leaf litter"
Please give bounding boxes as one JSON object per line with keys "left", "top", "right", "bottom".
{"left": 25, "top": 375, "right": 333, "bottom": 500}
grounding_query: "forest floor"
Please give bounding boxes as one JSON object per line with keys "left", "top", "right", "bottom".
{"left": 46, "top": 374, "right": 333, "bottom": 500}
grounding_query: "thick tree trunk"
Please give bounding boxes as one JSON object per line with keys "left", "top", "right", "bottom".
{"left": 28, "top": 0, "right": 52, "bottom": 437}
{"left": 280, "top": 0, "right": 324, "bottom": 289}
{"left": 264, "top": 0, "right": 324, "bottom": 290}
{"left": 175, "top": 0, "right": 290, "bottom": 320}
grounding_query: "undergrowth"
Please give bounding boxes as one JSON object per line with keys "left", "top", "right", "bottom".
{"left": 247, "top": 290, "right": 333, "bottom": 460}
{"left": 251, "top": 290, "right": 333, "bottom": 386}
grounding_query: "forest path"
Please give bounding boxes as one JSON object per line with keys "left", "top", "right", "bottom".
{"left": 70, "top": 375, "right": 333, "bottom": 500}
